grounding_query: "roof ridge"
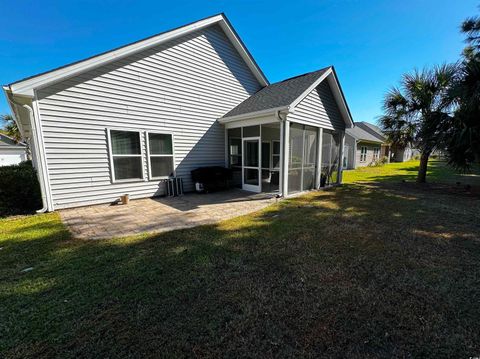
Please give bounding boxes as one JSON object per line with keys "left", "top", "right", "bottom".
{"left": 6, "top": 13, "right": 253, "bottom": 88}
{"left": 0, "top": 133, "right": 26, "bottom": 146}
{"left": 268, "top": 66, "right": 331, "bottom": 86}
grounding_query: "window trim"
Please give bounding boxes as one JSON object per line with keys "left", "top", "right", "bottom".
{"left": 107, "top": 128, "right": 145, "bottom": 183}
{"left": 145, "top": 130, "right": 176, "bottom": 180}
{"left": 360, "top": 146, "right": 368, "bottom": 162}
{"left": 373, "top": 147, "right": 380, "bottom": 161}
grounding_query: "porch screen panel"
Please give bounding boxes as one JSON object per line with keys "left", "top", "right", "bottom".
{"left": 288, "top": 124, "right": 319, "bottom": 193}
{"left": 320, "top": 131, "right": 340, "bottom": 186}
{"left": 227, "top": 128, "right": 242, "bottom": 186}
{"left": 302, "top": 126, "right": 317, "bottom": 191}
{"left": 243, "top": 125, "right": 260, "bottom": 137}
{"left": 288, "top": 124, "right": 304, "bottom": 193}
{"left": 330, "top": 133, "right": 340, "bottom": 183}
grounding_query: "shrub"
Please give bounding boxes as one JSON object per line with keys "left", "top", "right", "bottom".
{"left": 368, "top": 156, "right": 389, "bottom": 167}
{"left": 0, "top": 161, "right": 42, "bottom": 216}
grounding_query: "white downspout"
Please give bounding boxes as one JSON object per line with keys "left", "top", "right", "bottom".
{"left": 6, "top": 96, "right": 48, "bottom": 213}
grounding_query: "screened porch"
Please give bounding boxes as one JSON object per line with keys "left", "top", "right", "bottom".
{"left": 225, "top": 121, "right": 344, "bottom": 197}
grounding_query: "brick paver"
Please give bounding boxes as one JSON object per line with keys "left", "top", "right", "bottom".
{"left": 60, "top": 189, "right": 277, "bottom": 239}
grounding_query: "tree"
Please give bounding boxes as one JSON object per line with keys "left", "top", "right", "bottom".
{"left": 380, "top": 65, "right": 457, "bottom": 183}
{"left": 461, "top": 15, "right": 480, "bottom": 54}
{"left": 448, "top": 58, "right": 480, "bottom": 167}
{"left": 446, "top": 11, "right": 480, "bottom": 167}
{"left": 1, "top": 114, "right": 22, "bottom": 143}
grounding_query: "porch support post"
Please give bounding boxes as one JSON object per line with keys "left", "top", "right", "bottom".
{"left": 337, "top": 131, "right": 345, "bottom": 184}
{"left": 315, "top": 127, "right": 323, "bottom": 189}
{"left": 281, "top": 119, "right": 290, "bottom": 196}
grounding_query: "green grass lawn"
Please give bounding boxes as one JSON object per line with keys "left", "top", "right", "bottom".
{"left": 343, "top": 159, "right": 480, "bottom": 185}
{"left": 1, "top": 161, "right": 480, "bottom": 358}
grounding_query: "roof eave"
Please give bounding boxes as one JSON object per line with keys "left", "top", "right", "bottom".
{"left": 219, "top": 106, "right": 289, "bottom": 123}
{"left": 8, "top": 13, "right": 268, "bottom": 96}
{"left": 288, "top": 67, "right": 354, "bottom": 128}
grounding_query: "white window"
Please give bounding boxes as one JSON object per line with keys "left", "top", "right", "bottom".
{"left": 373, "top": 147, "right": 380, "bottom": 160}
{"left": 272, "top": 141, "right": 281, "bottom": 169}
{"left": 360, "top": 146, "right": 367, "bottom": 162}
{"left": 108, "top": 129, "right": 143, "bottom": 181}
{"left": 147, "top": 132, "right": 174, "bottom": 179}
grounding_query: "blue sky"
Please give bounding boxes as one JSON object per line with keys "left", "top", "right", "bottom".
{"left": 0, "top": 0, "right": 477, "bottom": 125}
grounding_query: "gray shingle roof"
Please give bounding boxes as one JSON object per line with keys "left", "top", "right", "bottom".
{"left": 0, "top": 134, "right": 26, "bottom": 147}
{"left": 222, "top": 67, "right": 331, "bottom": 118}
{"left": 346, "top": 126, "right": 384, "bottom": 143}
{"left": 355, "top": 121, "right": 386, "bottom": 141}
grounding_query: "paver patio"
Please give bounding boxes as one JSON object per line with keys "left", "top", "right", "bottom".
{"left": 60, "top": 189, "right": 277, "bottom": 239}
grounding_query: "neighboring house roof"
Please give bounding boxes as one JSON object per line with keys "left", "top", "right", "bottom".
{"left": 3, "top": 13, "right": 268, "bottom": 96}
{"left": 221, "top": 66, "right": 354, "bottom": 127}
{"left": 0, "top": 133, "right": 26, "bottom": 147}
{"left": 346, "top": 125, "right": 384, "bottom": 144}
{"left": 355, "top": 121, "right": 386, "bottom": 142}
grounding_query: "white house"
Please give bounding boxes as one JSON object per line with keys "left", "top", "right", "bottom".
{"left": 0, "top": 133, "right": 27, "bottom": 166}
{"left": 3, "top": 13, "right": 353, "bottom": 211}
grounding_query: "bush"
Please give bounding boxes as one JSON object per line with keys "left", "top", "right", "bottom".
{"left": 368, "top": 156, "right": 389, "bottom": 167}
{"left": 0, "top": 161, "right": 42, "bottom": 216}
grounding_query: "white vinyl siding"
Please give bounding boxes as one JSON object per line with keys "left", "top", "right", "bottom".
{"left": 36, "top": 24, "right": 262, "bottom": 209}
{"left": 287, "top": 81, "right": 345, "bottom": 131}
{"left": 355, "top": 143, "right": 381, "bottom": 167}
{"left": 0, "top": 148, "right": 27, "bottom": 166}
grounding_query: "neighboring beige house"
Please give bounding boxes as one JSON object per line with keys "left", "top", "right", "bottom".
{"left": 345, "top": 122, "right": 389, "bottom": 169}
{"left": 0, "top": 133, "right": 27, "bottom": 166}
{"left": 3, "top": 13, "right": 354, "bottom": 211}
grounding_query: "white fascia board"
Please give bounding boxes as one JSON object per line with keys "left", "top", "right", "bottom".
{"left": 218, "top": 106, "right": 288, "bottom": 123}
{"left": 218, "top": 21, "right": 269, "bottom": 87}
{"left": 223, "top": 115, "right": 279, "bottom": 129}
{"left": 326, "top": 75, "right": 354, "bottom": 128}
{"left": 288, "top": 68, "right": 354, "bottom": 128}
{"left": 9, "top": 15, "right": 222, "bottom": 95}
{"left": 9, "top": 14, "right": 268, "bottom": 96}
{"left": 2, "top": 87, "right": 27, "bottom": 137}
{"left": 288, "top": 67, "right": 333, "bottom": 110}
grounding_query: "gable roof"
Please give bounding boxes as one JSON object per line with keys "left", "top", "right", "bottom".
{"left": 0, "top": 133, "right": 26, "bottom": 147}
{"left": 4, "top": 13, "right": 268, "bottom": 96}
{"left": 223, "top": 67, "right": 330, "bottom": 118}
{"left": 355, "top": 121, "right": 386, "bottom": 141}
{"left": 346, "top": 125, "right": 384, "bottom": 144}
{"left": 221, "top": 66, "right": 354, "bottom": 127}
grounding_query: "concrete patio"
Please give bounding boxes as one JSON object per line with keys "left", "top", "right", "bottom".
{"left": 60, "top": 189, "right": 277, "bottom": 239}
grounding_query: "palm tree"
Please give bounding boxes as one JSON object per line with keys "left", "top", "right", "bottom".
{"left": 447, "top": 10, "right": 480, "bottom": 167}
{"left": 380, "top": 64, "right": 457, "bottom": 183}
{"left": 1, "top": 114, "right": 22, "bottom": 143}
{"left": 461, "top": 15, "right": 480, "bottom": 55}
{"left": 449, "top": 59, "right": 480, "bottom": 167}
